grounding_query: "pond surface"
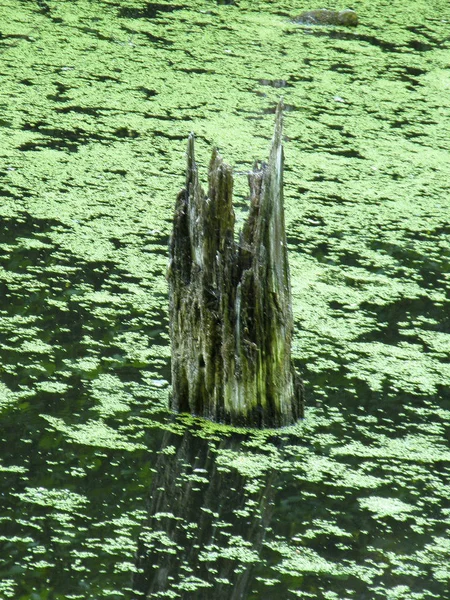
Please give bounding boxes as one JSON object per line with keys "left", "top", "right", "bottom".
{"left": 0, "top": 0, "right": 449, "bottom": 598}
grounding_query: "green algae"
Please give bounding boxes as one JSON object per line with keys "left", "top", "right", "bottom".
{"left": 1, "top": 0, "right": 450, "bottom": 598}
{"left": 15, "top": 487, "right": 88, "bottom": 513}
{"left": 199, "top": 539, "right": 260, "bottom": 564}
{"left": 215, "top": 449, "right": 281, "bottom": 479}
{"left": 334, "top": 434, "right": 450, "bottom": 462}
{"left": 267, "top": 540, "right": 351, "bottom": 576}
{"left": 359, "top": 496, "right": 417, "bottom": 521}
{"left": 41, "top": 415, "right": 147, "bottom": 451}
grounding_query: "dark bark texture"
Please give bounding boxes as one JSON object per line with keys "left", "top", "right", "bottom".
{"left": 168, "top": 105, "right": 303, "bottom": 427}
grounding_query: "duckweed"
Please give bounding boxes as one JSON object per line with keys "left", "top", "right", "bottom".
{"left": 0, "top": 0, "right": 449, "bottom": 598}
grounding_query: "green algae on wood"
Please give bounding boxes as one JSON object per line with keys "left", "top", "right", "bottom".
{"left": 168, "top": 104, "right": 303, "bottom": 427}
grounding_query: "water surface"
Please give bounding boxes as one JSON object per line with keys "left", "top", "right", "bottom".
{"left": 0, "top": 0, "right": 449, "bottom": 598}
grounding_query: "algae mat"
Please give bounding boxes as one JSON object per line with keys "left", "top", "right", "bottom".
{"left": 0, "top": 0, "right": 449, "bottom": 598}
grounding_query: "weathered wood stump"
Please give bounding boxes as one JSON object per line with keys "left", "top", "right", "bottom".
{"left": 168, "top": 104, "right": 303, "bottom": 427}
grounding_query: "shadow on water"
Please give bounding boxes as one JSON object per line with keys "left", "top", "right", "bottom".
{"left": 0, "top": 212, "right": 170, "bottom": 398}
{"left": 118, "top": 3, "right": 185, "bottom": 20}
{"left": 132, "top": 427, "right": 278, "bottom": 599}
{"left": 287, "top": 26, "right": 401, "bottom": 53}
{"left": 0, "top": 213, "right": 172, "bottom": 600}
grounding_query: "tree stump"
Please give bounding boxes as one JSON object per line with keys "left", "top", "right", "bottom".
{"left": 168, "top": 103, "right": 303, "bottom": 427}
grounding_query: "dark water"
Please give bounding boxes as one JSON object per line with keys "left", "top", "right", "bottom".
{"left": 1, "top": 0, "right": 449, "bottom": 598}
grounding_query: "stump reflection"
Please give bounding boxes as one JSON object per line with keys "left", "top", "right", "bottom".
{"left": 132, "top": 428, "right": 280, "bottom": 598}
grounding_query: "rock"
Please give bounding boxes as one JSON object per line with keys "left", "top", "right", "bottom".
{"left": 293, "top": 8, "right": 358, "bottom": 27}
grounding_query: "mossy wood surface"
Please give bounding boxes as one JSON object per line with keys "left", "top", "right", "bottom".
{"left": 168, "top": 107, "right": 303, "bottom": 427}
